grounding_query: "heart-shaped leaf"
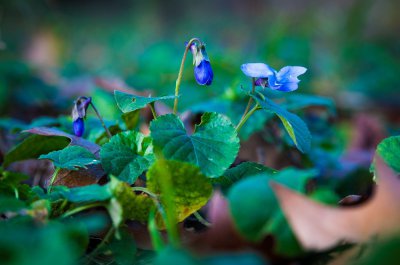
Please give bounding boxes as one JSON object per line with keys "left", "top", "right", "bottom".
{"left": 100, "top": 131, "right": 155, "bottom": 184}
{"left": 250, "top": 93, "right": 312, "bottom": 153}
{"left": 114, "top": 90, "right": 176, "bottom": 113}
{"left": 39, "top": 146, "right": 100, "bottom": 170}
{"left": 150, "top": 113, "right": 240, "bottom": 177}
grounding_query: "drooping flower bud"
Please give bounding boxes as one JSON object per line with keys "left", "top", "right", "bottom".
{"left": 72, "top": 96, "right": 91, "bottom": 137}
{"left": 73, "top": 117, "right": 85, "bottom": 137}
{"left": 188, "top": 42, "right": 213, "bottom": 86}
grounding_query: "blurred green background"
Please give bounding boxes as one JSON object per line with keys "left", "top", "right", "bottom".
{"left": 0, "top": 0, "right": 399, "bottom": 120}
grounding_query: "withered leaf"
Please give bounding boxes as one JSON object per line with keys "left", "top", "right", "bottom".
{"left": 270, "top": 156, "right": 400, "bottom": 251}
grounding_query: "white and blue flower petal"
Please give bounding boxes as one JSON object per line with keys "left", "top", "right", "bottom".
{"left": 240, "top": 63, "right": 275, "bottom": 78}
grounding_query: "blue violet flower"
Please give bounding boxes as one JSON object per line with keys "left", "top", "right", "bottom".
{"left": 241, "top": 63, "right": 307, "bottom": 92}
{"left": 72, "top": 96, "right": 91, "bottom": 137}
{"left": 73, "top": 117, "right": 85, "bottom": 137}
{"left": 189, "top": 42, "right": 213, "bottom": 86}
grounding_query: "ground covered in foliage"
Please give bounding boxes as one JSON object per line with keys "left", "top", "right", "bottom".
{"left": 1, "top": 1, "right": 400, "bottom": 265}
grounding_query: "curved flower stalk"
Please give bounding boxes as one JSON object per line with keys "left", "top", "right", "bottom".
{"left": 72, "top": 96, "right": 91, "bottom": 137}
{"left": 241, "top": 63, "right": 307, "bottom": 92}
{"left": 189, "top": 42, "right": 213, "bottom": 86}
{"left": 173, "top": 38, "right": 213, "bottom": 114}
{"left": 71, "top": 96, "right": 111, "bottom": 138}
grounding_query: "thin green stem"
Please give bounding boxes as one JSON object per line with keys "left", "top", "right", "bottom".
{"left": 132, "top": 186, "right": 158, "bottom": 199}
{"left": 148, "top": 209, "right": 165, "bottom": 252}
{"left": 235, "top": 104, "right": 260, "bottom": 132}
{"left": 61, "top": 202, "right": 104, "bottom": 218}
{"left": 13, "top": 186, "right": 19, "bottom": 199}
{"left": 193, "top": 211, "right": 211, "bottom": 227}
{"left": 84, "top": 227, "right": 115, "bottom": 263}
{"left": 133, "top": 186, "right": 179, "bottom": 247}
{"left": 173, "top": 38, "right": 201, "bottom": 114}
{"left": 148, "top": 102, "right": 158, "bottom": 120}
{"left": 90, "top": 102, "right": 112, "bottom": 138}
{"left": 239, "top": 78, "right": 256, "bottom": 122}
{"left": 48, "top": 167, "right": 60, "bottom": 193}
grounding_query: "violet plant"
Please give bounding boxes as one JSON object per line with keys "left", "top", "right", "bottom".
{"left": 2, "top": 37, "right": 341, "bottom": 262}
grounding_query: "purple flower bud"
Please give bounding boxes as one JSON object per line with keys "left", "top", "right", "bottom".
{"left": 194, "top": 60, "right": 213, "bottom": 86}
{"left": 73, "top": 117, "right": 85, "bottom": 137}
{"left": 188, "top": 40, "right": 213, "bottom": 86}
{"left": 254, "top": 78, "right": 269, "bottom": 88}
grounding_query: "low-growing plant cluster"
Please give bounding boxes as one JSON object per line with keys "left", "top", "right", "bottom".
{"left": 1, "top": 38, "right": 400, "bottom": 265}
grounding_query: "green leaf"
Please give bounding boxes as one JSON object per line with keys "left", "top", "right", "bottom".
{"left": 122, "top": 109, "right": 141, "bottom": 130}
{"left": 62, "top": 184, "right": 113, "bottom": 203}
{"left": 228, "top": 168, "right": 317, "bottom": 256}
{"left": 100, "top": 131, "right": 155, "bottom": 184}
{"left": 115, "top": 90, "right": 176, "bottom": 113}
{"left": 3, "top": 134, "right": 70, "bottom": 167}
{"left": 263, "top": 210, "right": 302, "bottom": 256}
{"left": 146, "top": 160, "right": 213, "bottom": 223}
{"left": 285, "top": 94, "right": 336, "bottom": 114}
{"left": 0, "top": 197, "right": 27, "bottom": 213}
{"left": 39, "top": 146, "right": 100, "bottom": 170}
{"left": 201, "top": 253, "right": 266, "bottom": 265}
{"left": 108, "top": 229, "right": 137, "bottom": 265}
{"left": 155, "top": 247, "right": 199, "bottom": 265}
{"left": 150, "top": 113, "right": 240, "bottom": 177}
{"left": 376, "top": 136, "right": 400, "bottom": 173}
{"left": 212, "top": 162, "right": 276, "bottom": 194}
{"left": 189, "top": 98, "right": 273, "bottom": 141}
{"left": 0, "top": 221, "right": 88, "bottom": 265}
{"left": 250, "top": 93, "right": 312, "bottom": 153}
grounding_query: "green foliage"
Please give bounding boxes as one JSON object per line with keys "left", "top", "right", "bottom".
{"left": 150, "top": 113, "right": 240, "bottom": 177}
{"left": 107, "top": 229, "right": 138, "bottom": 265}
{"left": 284, "top": 93, "right": 336, "bottom": 114}
{"left": 154, "top": 247, "right": 266, "bottom": 265}
{"left": 61, "top": 184, "right": 112, "bottom": 203}
{"left": 0, "top": 221, "right": 88, "bottom": 265}
{"left": 3, "top": 135, "right": 70, "bottom": 168}
{"left": 100, "top": 131, "right": 155, "bottom": 184}
{"left": 110, "top": 177, "right": 154, "bottom": 223}
{"left": 250, "top": 93, "right": 312, "bottom": 153}
{"left": 146, "top": 160, "right": 213, "bottom": 223}
{"left": 376, "top": 136, "right": 400, "bottom": 173}
{"left": 212, "top": 162, "right": 276, "bottom": 194}
{"left": 228, "top": 168, "right": 318, "bottom": 256}
{"left": 115, "top": 90, "right": 176, "bottom": 113}
{"left": 39, "top": 146, "right": 100, "bottom": 170}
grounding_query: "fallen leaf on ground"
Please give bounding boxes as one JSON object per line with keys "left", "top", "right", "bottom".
{"left": 270, "top": 156, "right": 400, "bottom": 251}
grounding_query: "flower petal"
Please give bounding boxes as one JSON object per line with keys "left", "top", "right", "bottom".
{"left": 241, "top": 63, "right": 275, "bottom": 78}
{"left": 276, "top": 66, "right": 307, "bottom": 83}
{"left": 273, "top": 82, "right": 299, "bottom": 92}
{"left": 73, "top": 118, "right": 85, "bottom": 137}
{"left": 194, "top": 60, "right": 213, "bottom": 86}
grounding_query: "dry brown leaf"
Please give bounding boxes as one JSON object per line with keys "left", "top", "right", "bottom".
{"left": 52, "top": 164, "right": 107, "bottom": 188}
{"left": 270, "top": 156, "right": 400, "bottom": 251}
